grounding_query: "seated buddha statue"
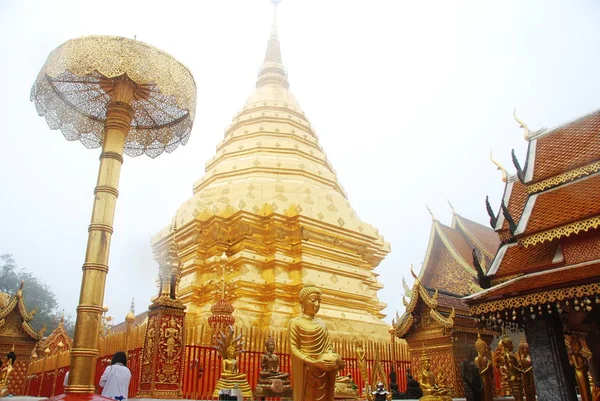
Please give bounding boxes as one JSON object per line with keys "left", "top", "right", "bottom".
{"left": 212, "top": 345, "right": 253, "bottom": 398}
{"left": 0, "top": 351, "right": 16, "bottom": 398}
{"left": 335, "top": 373, "right": 359, "bottom": 399}
{"left": 418, "top": 351, "right": 452, "bottom": 401}
{"left": 254, "top": 335, "right": 292, "bottom": 397}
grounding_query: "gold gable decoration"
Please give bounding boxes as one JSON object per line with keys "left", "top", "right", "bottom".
{"left": 393, "top": 268, "right": 454, "bottom": 338}
{"left": 0, "top": 282, "right": 46, "bottom": 342}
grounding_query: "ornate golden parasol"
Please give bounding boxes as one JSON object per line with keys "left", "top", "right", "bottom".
{"left": 30, "top": 35, "right": 196, "bottom": 397}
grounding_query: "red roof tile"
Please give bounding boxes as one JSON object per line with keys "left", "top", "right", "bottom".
{"left": 455, "top": 215, "right": 500, "bottom": 257}
{"left": 532, "top": 109, "right": 600, "bottom": 182}
{"left": 468, "top": 262, "right": 600, "bottom": 302}
{"left": 501, "top": 180, "right": 529, "bottom": 232}
{"left": 493, "top": 241, "right": 561, "bottom": 279}
{"left": 523, "top": 173, "right": 600, "bottom": 234}
{"left": 439, "top": 224, "right": 476, "bottom": 268}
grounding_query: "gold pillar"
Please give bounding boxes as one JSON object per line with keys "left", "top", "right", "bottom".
{"left": 67, "top": 78, "right": 135, "bottom": 394}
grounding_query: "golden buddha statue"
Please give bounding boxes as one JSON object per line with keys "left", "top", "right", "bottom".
{"left": 255, "top": 335, "right": 292, "bottom": 397}
{"left": 569, "top": 337, "right": 592, "bottom": 401}
{"left": 212, "top": 326, "right": 252, "bottom": 398}
{"left": 499, "top": 336, "right": 528, "bottom": 401}
{"left": 493, "top": 339, "right": 511, "bottom": 396}
{"left": 289, "top": 285, "right": 344, "bottom": 401}
{"left": 517, "top": 335, "right": 536, "bottom": 401}
{"left": 355, "top": 339, "right": 371, "bottom": 397}
{"left": 334, "top": 372, "right": 359, "bottom": 399}
{"left": 0, "top": 350, "right": 16, "bottom": 397}
{"left": 475, "top": 333, "right": 494, "bottom": 401}
{"left": 417, "top": 351, "right": 452, "bottom": 401}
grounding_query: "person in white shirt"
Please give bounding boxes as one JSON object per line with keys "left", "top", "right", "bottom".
{"left": 99, "top": 351, "right": 132, "bottom": 400}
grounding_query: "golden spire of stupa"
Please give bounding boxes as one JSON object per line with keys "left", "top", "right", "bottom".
{"left": 257, "top": 0, "right": 288, "bottom": 89}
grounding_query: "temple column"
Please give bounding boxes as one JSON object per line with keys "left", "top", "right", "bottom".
{"left": 525, "top": 316, "right": 577, "bottom": 401}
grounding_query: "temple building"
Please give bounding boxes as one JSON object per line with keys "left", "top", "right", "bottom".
{"left": 151, "top": 10, "right": 390, "bottom": 339}
{"left": 0, "top": 282, "right": 46, "bottom": 395}
{"left": 465, "top": 108, "right": 600, "bottom": 401}
{"left": 394, "top": 210, "right": 499, "bottom": 396}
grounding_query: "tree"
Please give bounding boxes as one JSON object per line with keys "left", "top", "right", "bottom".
{"left": 0, "top": 253, "right": 74, "bottom": 336}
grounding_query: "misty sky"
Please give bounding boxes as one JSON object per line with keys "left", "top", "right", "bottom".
{"left": 1, "top": 0, "right": 600, "bottom": 325}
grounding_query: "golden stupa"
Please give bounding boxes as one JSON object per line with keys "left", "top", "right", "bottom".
{"left": 152, "top": 8, "right": 390, "bottom": 339}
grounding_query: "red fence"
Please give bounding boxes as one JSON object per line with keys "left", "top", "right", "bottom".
{"left": 181, "top": 344, "right": 410, "bottom": 400}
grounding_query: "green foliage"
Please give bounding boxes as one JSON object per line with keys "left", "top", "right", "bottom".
{"left": 0, "top": 253, "right": 74, "bottom": 336}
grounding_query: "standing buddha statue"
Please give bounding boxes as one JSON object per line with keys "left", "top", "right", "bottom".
{"left": 289, "top": 285, "right": 344, "bottom": 401}
{"left": 569, "top": 337, "right": 592, "bottom": 401}
{"left": 516, "top": 335, "right": 536, "bottom": 401}
{"left": 0, "top": 350, "right": 16, "bottom": 397}
{"left": 254, "top": 335, "right": 292, "bottom": 397}
{"left": 475, "top": 333, "right": 494, "bottom": 401}
{"left": 417, "top": 350, "right": 452, "bottom": 401}
{"left": 493, "top": 339, "right": 511, "bottom": 396}
{"left": 500, "top": 336, "right": 528, "bottom": 401}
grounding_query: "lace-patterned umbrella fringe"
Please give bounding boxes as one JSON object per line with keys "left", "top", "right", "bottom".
{"left": 30, "top": 36, "right": 197, "bottom": 158}
{"left": 31, "top": 71, "right": 193, "bottom": 158}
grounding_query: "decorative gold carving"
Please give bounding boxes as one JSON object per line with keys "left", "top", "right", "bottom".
{"left": 429, "top": 248, "right": 475, "bottom": 295}
{"left": 527, "top": 161, "right": 600, "bottom": 194}
{"left": 519, "top": 216, "right": 600, "bottom": 247}
{"left": 469, "top": 282, "right": 600, "bottom": 314}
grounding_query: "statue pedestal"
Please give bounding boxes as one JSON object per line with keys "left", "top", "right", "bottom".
{"left": 137, "top": 298, "right": 186, "bottom": 399}
{"left": 254, "top": 378, "right": 293, "bottom": 398}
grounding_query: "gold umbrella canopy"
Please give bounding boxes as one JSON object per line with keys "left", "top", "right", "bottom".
{"left": 30, "top": 35, "right": 197, "bottom": 158}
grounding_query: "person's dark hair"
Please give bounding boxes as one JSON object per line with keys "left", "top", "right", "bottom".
{"left": 6, "top": 352, "right": 16, "bottom": 364}
{"left": 464, "top": 344, "right": 477, "bottom": 361}
{"left": 111, "top": 351, "right": 127, "bottom": 367}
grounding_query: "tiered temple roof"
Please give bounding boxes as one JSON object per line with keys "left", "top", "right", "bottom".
{"left": 393, "top": 213, "right": 497, "bottom": 398}
{"left": 467, "top": 107, "right": 600, "bottom": 321}
{"left": 418, "top": 210, "right": 500, "bottom": 296}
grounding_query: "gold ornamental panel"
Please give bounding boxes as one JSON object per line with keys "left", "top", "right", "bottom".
{"left": 469, "top": 282, "right": 600, "bottom": 315}
{"left": 527, "top": 161, "right": 600, "bottom": 194}
{"left": 520, "top": 216, "right": 600, "bottom": 247}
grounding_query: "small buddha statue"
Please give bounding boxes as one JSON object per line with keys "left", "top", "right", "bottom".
{"left": 517, "top": 335, "right": 536, "bottom": 401}
{"left": 335, "top": 373, "right": 359, "bottom": 399}
{"left": 569, "top": 337, "right": 592, "bottom": 401}
{"left": 0, "top": 351, "right": 16, "bottom": 397}
{"left": 493, "top": 340, "right": 511, "bottom": 396}
{"left": 417, "top": 351, "right": 452, "bottom": 401}
{"left": 500, "top": 337, "right": 528, "bottom": 401}
{"left": 289, "top": 285, "right": 344, "bottom": 401}
{"left": 254, "top": 335, "right": 291, "bottom": 397}
{"left": 212, "top": 328, "right": 253, "bottom": 398}
{"left": 405, "top": 368, "right": 423, "bottom": 399}
{"left": 475, "top": 333, "right": 494, "bottom": 401}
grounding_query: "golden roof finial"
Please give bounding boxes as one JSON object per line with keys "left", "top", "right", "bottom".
{"left": 513, "top": 107, "right": 530, "bottom": 141}
{"left": 410, "top": 263, "right": 418, "bottom": 279}
{"left": 447, "top": 199, "right": 457, "bottom": 215}
{"left": 490, "top": 150, "right": 508, "bottom": 183}
{"left": 425, "top": 204, "right": 436, "bottom": 221}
